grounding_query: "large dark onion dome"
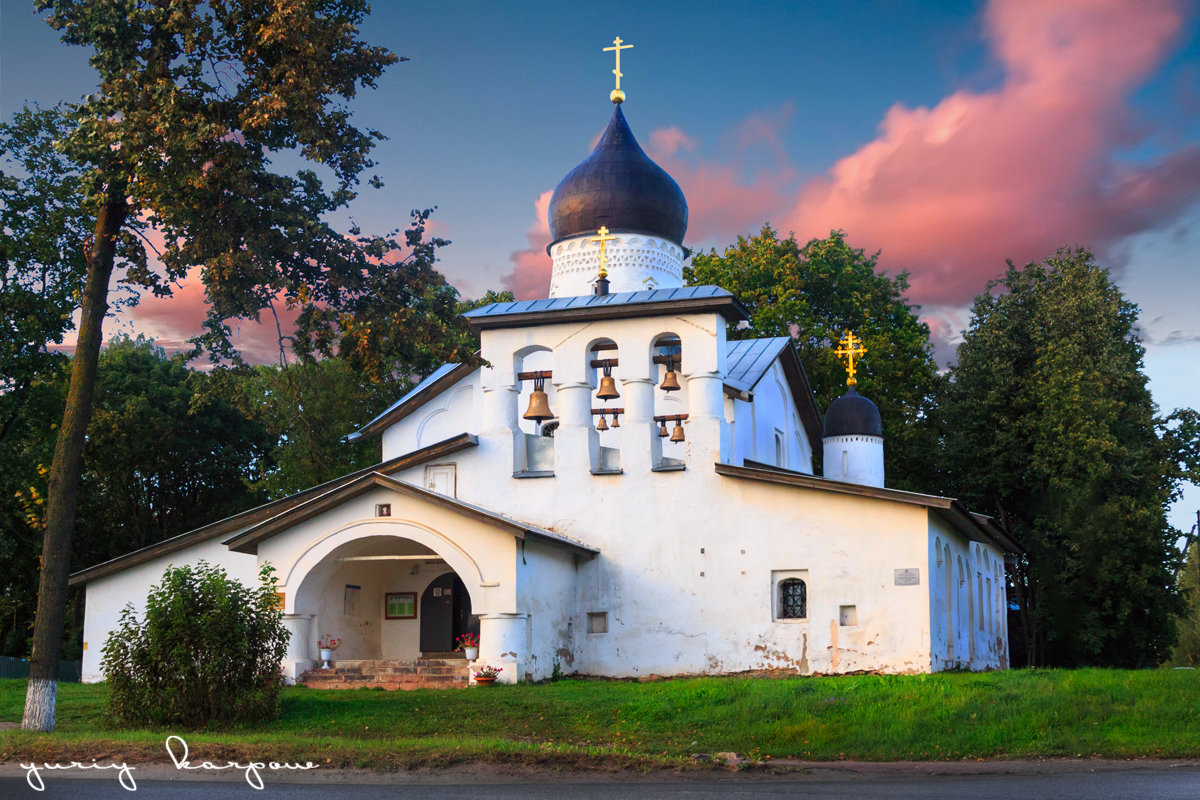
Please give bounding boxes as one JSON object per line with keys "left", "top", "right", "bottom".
{"left": 823, "top": 387, "right": 883, "bottom": 438}
{"left": 548, "top": 104, "right": 688, "bottom": 246}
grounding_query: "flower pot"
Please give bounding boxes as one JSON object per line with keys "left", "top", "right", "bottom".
{"left": 463, "top": 646, "right": 479, "bottom": 661}
{"left": 473, "top": 676, "right": 497, "bottom": 687}
{"left": 319, "top": 648, "right": 333, "bottom": 669}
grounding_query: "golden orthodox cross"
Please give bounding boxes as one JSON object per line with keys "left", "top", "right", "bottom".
{"left": 834, "top": 331, "right": 867, "bottom": 386}
{"left": 591, "top": 225, "right": 617, "bottom": 279}
{"left": 604, "top": 36, "right": 633, "bottom": 103}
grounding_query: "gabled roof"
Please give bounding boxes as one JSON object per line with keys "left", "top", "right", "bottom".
{"left": 346, "top": 362, "right": 476, "bottom": 443}
{"left": 724, "top": 338, "right": 824, "bottom": 446}
{"left": 720, "top": 461, "right": 1023, "bottom": 555}
{"left": 463, "top": 285, "right": 749, "bottom": 329}
{"left": 223, "top": 471, "right": 598, "bottom": 557}
{"left": 68, "top": 433, "right": 480, "bottom": 587}
{"left": 725, "top": 337, "right": 792, "bottom": 392}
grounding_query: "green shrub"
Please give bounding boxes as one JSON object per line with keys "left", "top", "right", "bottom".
{"left": 101, "top": 562, "right": 290, "bottom": 727}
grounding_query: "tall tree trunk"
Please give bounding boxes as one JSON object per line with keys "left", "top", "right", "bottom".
{"left": 22, "top": 187, "right": 128, "bottom": 732}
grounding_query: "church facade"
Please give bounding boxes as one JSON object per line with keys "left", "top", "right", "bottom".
{"left": 72, "top": 61, "right": 1017, "bottom": 685}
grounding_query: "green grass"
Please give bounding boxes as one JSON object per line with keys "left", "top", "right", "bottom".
{"left": 1, "top": 669, "right": 1197, "bottom": 770}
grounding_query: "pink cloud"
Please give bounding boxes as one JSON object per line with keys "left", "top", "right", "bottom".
{"left": 787, "top": 0, "right": 1199, "bottom": 306}
{"left": 501, "top": 190, "right": 554, "bottom": 299}
{"left": 121, "top": 268, "right": 298, "bottom": 365}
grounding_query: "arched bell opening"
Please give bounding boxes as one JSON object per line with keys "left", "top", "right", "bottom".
{"left": 292, "top": 534, "right": 479, "bottom": 662}
{"left": 587, "top": 337, "right": 622, "bottom": 473}
{"left": 651, "top": 332, "right": 687, "bottom": 467}
{"left": 513, "top": 345, "right": 556, "bottom": 474}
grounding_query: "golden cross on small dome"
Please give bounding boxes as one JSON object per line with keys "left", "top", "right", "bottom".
{"left": 604, "top": 36, "right": 633, "bottom": 104}
{"left": 591, "top": 226, "right": 617, "bottom": 279}
{"left": 834, "top": 331, "right": 867, "bottom": 386}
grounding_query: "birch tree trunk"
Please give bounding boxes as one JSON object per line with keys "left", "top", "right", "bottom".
{"left": 22, "top": 187, "right": 128, "bottom": 732}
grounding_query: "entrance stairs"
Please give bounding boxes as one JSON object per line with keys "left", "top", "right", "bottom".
{"left": 299, "top": 657, "right": 470, "bottom": 690}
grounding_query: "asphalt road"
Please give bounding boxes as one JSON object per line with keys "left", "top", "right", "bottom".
{"left": 3, "top": 768, "right": 1200, "bottom": 800}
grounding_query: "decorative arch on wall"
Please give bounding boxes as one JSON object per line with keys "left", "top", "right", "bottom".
{"left": 415, "top": 383, "right": 475, "bottom": 448}
{"left": 284, "top": 518, "right": 499, "bottom": 617}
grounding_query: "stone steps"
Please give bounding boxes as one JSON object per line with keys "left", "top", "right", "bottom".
{"left": 299, "top": 658, "right": 471, "bottom": 691}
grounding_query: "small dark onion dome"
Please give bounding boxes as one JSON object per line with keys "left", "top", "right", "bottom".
{"left": 548, "top": 104, "right": 688, "bottom": 246}
{"left": 823, "top": 386, "right": 883, "bottom": 438}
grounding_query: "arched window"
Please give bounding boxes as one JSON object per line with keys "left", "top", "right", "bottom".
{"left": 778, "top": 578, "right": 807, "bottom": 619}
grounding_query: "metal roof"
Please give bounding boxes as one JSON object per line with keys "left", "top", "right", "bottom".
{"left": 462, "top": 285, "right": 738, "bottom": 320}
{"left": 724, "top": 337, "right": 792, "bottom": 393}
{"left": 346, "top": 362, "right": 464, "bottom": 442}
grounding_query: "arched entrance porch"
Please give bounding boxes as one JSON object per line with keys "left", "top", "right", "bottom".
{"left": 290, "top": 533, "right": 480, "bottom": 663}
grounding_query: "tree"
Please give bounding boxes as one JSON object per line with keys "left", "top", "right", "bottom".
{"left": 101, "top": 562, "right": 289, "bottom": 727}
{"left": 1171, "top": 539, "right": 1200, "bottom": 667}
{"left": 685, "top": 226, "right": 942, "bottom": 490}
{"left": 20, "top": 0, "right": 417, "bottom": 731}
{"left": 0, "top": 336, "right": 270, "bottom": 659}
{"left": 223, "top": 358, "right": 386, "bottom": 500}
{"left": 942, "top": 248, "right": 1191, "bottom": 667}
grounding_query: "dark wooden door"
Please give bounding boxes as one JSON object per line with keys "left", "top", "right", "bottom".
{"left": 419, "top": 573, "right": 480, "bottom": 653}
{"left": 419, "top": 573, "right": 455, "bottom": 653}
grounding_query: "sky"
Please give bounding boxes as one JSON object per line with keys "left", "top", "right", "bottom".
{"left": 1, "top": 0, "right": 1198, "bottom": 531}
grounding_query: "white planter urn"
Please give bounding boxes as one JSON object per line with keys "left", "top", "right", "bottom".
{"left": 319, "top": 648, "right": 333, "bottom": 669}
{"left": 463, "top": 646, "right": 479, "bottom": 662}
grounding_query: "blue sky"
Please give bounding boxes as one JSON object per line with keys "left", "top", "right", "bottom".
{"left": 1, "top": 0, "right": 1197, "bottom": 531}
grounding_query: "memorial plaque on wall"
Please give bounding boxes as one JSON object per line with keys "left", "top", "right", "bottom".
{"left": 894, "top": 568, "right": 920, "bottom": 586}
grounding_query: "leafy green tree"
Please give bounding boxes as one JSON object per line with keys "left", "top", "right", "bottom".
{"left": 686, "top": 226, "right": 942, "bottom": 490}
{"left": 224, "top": 358, "right": 386, "bottom": 500}
{"left": 1171, "top": 540, "right": 1200, "bottom": 667}
{"left": 75, "top": 336, "right": 268, "bottom": 556}
{"left": 943, "top": 248, "right": 1191, "bottom": 667}
{"left": 0, "top": 105, "right": 141, "bottom": 446}
{"left": 19, "top": 0, "right": 417, "bottom": 731}
{"left": 101, "top": 562, "right": 289, "bottom": 727}
{"left": 0, "top": 336, "right": 269, "bottom": 658}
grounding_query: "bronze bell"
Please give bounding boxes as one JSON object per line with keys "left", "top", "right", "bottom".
{"left": 660, "top": 357, "right": 681, "bottom": 392}
{"left": 670, "top": 420, "right": 686, "bottom": 442}
{"left": 658, "top": 420, "right": 669, "bottom": 437}
{"left": 523, "top": 378, "right": 554, "bottom": 423}
{"left": 610, "top": 413, "right": 620, "bottom": 428}
{"left": 597, "top": 374, "right": 620, "bottom": 400}
{"left": 596, "top": 413, "right": 609, "bottom": 431}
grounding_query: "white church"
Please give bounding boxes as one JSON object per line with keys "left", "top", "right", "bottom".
{"left": 72, "top": 48, "right": 1017, "bottom": 686}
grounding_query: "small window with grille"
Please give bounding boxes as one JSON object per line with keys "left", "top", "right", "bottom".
{"left": 778, "top": 578, "right": 807, "bottom": 619}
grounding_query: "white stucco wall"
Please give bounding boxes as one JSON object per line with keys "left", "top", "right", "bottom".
{"left": 381, "top": 371, "right": 480, "bottom": 456}
{"left": 927, "top": 516, "right": 1008, "bottom": 671}
{"left": 548, "top": 232, "right": 685, "bottom": 298}
{"left": 822, "top": 435, "right": 885, "bottom": 487}
{"left": 81, "top": 537, "right": 261, "bottom": 682}
{"left": 515, "top": 537, "right": 581, "bottom": 681}
{"left": 729, "top": 360, "right": 813, "bottom": 473}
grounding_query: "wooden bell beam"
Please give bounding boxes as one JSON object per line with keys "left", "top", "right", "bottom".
{"left": 516, "top": 370, "right": 553, "bottom": 381}
{"left": 590, "top": 408, "right": 626, "bottom": 415}
{"left": 588, "top": 358, "right": 620, "bottom": 368}
{"left": 652, "top": 413, "right": 689, "bottom": 422}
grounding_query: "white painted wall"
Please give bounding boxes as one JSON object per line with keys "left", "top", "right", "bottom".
{"left": 381, "top": 372, "right": 480, "bottom": 456}
{"left": 548, "top": 232, "right": 684, "bottom": 298}
{"left": 927, "top": 516, "right": 1008, "bottom": 671}
{"left": 822, "top": 435, "right": 885, "bottom": 487}
{"left": 81, "top": 537, "right": 261, "bottom": 682}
